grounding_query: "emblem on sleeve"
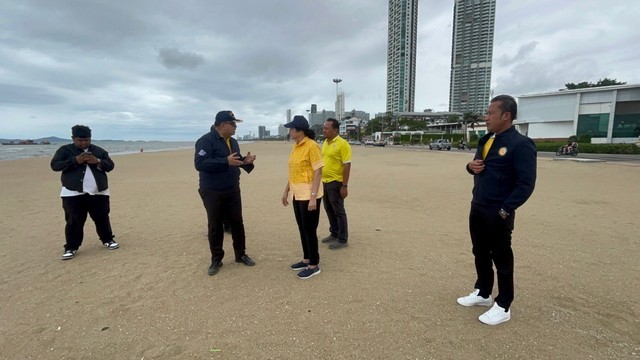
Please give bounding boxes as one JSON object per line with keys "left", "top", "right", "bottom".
{"left": 198, "top": 149, "right": 207, "bottom": 156}
{"left": 498, "top": 147, "right": 507, "bottom": 156}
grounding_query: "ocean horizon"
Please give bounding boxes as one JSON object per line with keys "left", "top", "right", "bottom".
{"left": 0, "top": 140, "right": 196, "bottom": 161}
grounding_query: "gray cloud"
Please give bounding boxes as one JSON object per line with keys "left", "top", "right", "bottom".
{"left": 496, "top": 41, "right": 538, "bottom": 67}
{"left": 0, "top": 84, "right": 66, "bottom": 105}
{"left": 157, "top": 48, "right": 205, "bottom": 70}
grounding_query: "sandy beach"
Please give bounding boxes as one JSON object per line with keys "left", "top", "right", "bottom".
{"left": 0, "top": 142, "right": 638, "bottom": 359}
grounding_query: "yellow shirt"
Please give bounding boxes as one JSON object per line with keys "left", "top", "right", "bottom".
{"left": 288, "top": 137, "right": 324, "bottom": 200}
{"left": 321, "top": 135, "right": 352, "bottom": 183}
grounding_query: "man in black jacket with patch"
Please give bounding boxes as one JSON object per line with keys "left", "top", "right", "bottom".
{"left": 456, "top": 95, "right": 537, "bottom": 325}
{"left": 51, "top": 125, "right": 119, "bottom": 260}
{"left": 195, "top": 111, "right": 256, "bottom": 276}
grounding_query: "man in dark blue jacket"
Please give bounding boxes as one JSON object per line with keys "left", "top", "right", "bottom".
{"left": 51, "top": 125, "right": 119, "bottom": 260}
{"left": 456, "top": 95, "right": 537, "bottom": 325}
{"left": 195, "top": 111, "right": 257, "bottom": 276}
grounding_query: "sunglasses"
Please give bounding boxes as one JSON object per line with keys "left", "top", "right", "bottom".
{"left": 225, "top": 122, "right": 237, "bottom": 128}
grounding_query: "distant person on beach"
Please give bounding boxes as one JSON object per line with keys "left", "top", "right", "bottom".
{"left": 195, "top": 111, "right": 256, "bottom": 276}
{"left": 320, "top": 118, "right": 351, "bottom": 250}
{"left": 457, "top": 95, "right": 537, "bottom": 325}
{"left": 281, "top": 115, "right": 324, "bottom": 280}
{"left": 50, "top": 125, "right": 119, "bottom": 260}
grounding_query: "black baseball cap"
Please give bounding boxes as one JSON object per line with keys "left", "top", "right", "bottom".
{"left": 214, "top": 110, "right": 243, "bottom": 125}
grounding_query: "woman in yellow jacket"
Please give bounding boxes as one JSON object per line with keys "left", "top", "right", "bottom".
{"left": 281, "top": 116, "right": 324, "bottom": 279}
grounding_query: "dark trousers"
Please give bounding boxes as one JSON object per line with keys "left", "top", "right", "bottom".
{"left": 469, "top": 203, "right": 515, "bottom": 310}
{"left": 322, "top": 181, "right": 348, "bottom": 242}
{"left": 292, "top": 198, "right": 322, "bottom": 266}
{"left": 62, "top": 194, "right": 113, "bottom": 251}
{"left": 199, "top": 186, "right": 246, "bottom": 263}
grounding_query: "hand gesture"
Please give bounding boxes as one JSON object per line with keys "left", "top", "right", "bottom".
{"left": 468, "top": 159, "right": 485, "bottom": 174}
{"left": 243, "top": 152, "right": 256, "bottom": 165}
{"left": 84, "top": 155, "right": 100, "bottom": 165}
{"left": 227, "top": 152, "right": 243, "bottom": 166}
{"left": 75, "top": 154, "right": 86, "bottom": 164}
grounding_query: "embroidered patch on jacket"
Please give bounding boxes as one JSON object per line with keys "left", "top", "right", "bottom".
{"left": 498, "top": 147, "right": 507, "bottom": 156}
{"left": 198, "top": 149, "right": 207, "bottom": 156}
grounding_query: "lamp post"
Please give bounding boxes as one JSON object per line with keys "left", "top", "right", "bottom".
{"left": 333, "top": 78, "right": 342, "bottom": 120}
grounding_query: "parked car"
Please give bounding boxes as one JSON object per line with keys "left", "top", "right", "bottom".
{"left": 428, "top": 139, "right": 452, "bottom": 150}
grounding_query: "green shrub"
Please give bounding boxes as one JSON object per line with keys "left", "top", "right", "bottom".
{"left": 578, "top": 134, "right": 592, "bottom": 143}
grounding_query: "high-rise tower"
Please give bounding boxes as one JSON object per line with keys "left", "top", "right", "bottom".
{"left": 335, "top": 92, "right": 345, "bottom": 121}
{"left": 386, "top": 0, "right": 418, "bottom": 113}
{"left": 449, "top": 0, "right": 496, "bottom": 114}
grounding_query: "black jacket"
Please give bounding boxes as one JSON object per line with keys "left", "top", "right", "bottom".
{"left": 466, "top": 126, "right": 537, "bottom": 214}
{"left": 50, "top": 143, "right": 115, "bottom": 192}
{"left": 194, "top": 128, "right": 254, "bottom": 190}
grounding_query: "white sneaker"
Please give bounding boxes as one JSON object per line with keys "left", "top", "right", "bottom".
{"left": 479, "top": 303, "right": 511, "bottom": 325}
{"left": 457, "top": 289, "right": 493, "bottom": 307}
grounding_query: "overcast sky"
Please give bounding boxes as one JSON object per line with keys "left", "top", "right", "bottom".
{"left": 1, "top": 0, "right": 638, "bottom": 140}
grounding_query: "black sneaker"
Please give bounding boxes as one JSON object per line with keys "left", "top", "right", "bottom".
{"left": 235, "top": 254, "right": 256, "bottom": 266}
{"left": 208, "top": 261, "right": 223, "bottom": 276}
{"left": 329, "top": 241, "right": 348, "bottom": 250}
{"left": 321, "top": 235, "right": 337, "bottom": 243}
{"left": 290, "top": 261, "right": 308, "bottom": 271}
{"left": 297, "top": 266, "right": 321, "bottom": 279}
{"left": 103, "top": 240, "right": 119, "bottom": 250}
{"left": 62, "top": 249, "right": 76, "bottom": 260}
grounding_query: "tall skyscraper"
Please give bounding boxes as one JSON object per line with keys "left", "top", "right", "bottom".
{"left": 386, "top": 0, "right": 418, "bottom": 113}
{"left": 449, "top": 0, "right": 496, "bottom": 114}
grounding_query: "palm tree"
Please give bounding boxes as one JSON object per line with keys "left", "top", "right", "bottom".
{"left": 460, "top": 112, "right": 481, "bottom": 142}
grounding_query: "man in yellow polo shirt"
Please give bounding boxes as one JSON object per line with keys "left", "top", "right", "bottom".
{"left": 321, "top": 118, "right": 352, "bottom": 250}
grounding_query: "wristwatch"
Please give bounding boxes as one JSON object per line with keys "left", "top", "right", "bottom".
{"left": 342, "top": 184, "right": 348, "bottom": 187}
{"left": 499, "top": 209, "right": 509, "bottom": 219}
{"left": 311, "top": 192, "right": 317, "bottom": 196}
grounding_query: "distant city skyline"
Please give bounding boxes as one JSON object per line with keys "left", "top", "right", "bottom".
{"left": 5, "top": 2, "right": 632, "bottom": 140}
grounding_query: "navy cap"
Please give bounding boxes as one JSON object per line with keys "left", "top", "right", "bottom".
{"left": 214, "top": 110, "right": 243, "bottom": 125}
{"left": 283, "top": 115, "right": 309, "bottom": 130}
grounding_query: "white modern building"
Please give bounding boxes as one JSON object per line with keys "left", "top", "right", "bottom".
{"left": 339, "top": 118, "right": 364, "bottom": 137}
{"left": 449, "top": 0, "right": 496, "bottom": 114}
{"left": 386, "top": 0, "right": 418, "bottom": 113}
{"left": 517, "top": 84, "right": 640, "bottom": 143}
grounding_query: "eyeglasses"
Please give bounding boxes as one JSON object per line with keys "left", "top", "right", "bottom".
{"left": 225, "top": 122, "right": 237, "bottom": 128}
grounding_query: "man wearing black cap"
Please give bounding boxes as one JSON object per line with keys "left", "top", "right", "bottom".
{"left": 195, "top": 111, "right": 257, "bottom": 276}
{"left": 51, "top": 125, "right": 119, "bottom": 260}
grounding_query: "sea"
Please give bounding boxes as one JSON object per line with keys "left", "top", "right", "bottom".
{"left": 0, "top": 141, "right": 196, "bottom": 161}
